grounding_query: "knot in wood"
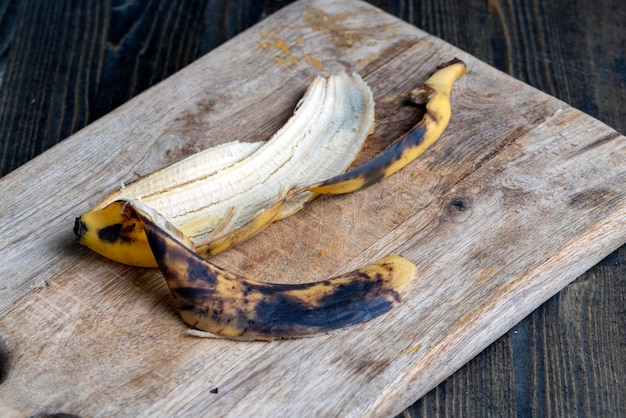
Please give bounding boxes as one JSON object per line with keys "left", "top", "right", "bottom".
{"left": 450, "top": 197, "right": 469, "bottom": 211}
{"left": 444, "top": 196, "right": 472, "bottom": 223}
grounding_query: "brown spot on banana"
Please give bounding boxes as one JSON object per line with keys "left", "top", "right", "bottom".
{"left": 133, "top": 204, "right": 417, "bottom": 340}
{"left": 308, "top": 58, "right": 466, "bottom": 195}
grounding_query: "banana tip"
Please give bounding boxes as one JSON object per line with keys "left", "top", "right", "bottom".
{"left": 74, "top": 217, "right": 87, "bottom": 241}
{"left": 385, "top": 254, "right": 418, "bottom": 288}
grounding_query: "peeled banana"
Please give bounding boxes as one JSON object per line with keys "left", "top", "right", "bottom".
{"left": 132, "top": 201, "right": 417, "bottom": 340}
{"left": 75, "top": 72, "right": 375, "bottom": 267}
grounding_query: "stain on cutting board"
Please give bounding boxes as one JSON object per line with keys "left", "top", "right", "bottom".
{"left": 302, "top": 6, "right": 401, "bottom": 47}
{"left": 258, "top": 32, "right": 323, "bottom": 69}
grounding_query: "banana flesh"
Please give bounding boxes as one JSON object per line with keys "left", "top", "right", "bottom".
{"left": 132, "top": 201, "right": 416, "bottom": 340}
{"left": 93, "top": 140, "right": 264, "bottom": 210}
{"left": 75, "top": 73, "right": 375, "bottom": 267}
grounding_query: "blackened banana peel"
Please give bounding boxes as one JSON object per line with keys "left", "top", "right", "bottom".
{"left": 135, "top": 205, "right": 416, "bottom": 340}
{"left": 136, "top": 59, "right": 466, "bottom": 340}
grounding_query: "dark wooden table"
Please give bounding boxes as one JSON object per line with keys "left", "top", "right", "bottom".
{"left": 1, "top": 1, "right": 624, "bottom": 416}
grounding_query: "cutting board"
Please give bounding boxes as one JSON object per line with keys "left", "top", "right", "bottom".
{"left": 1, "top": 0, "right": 624, "bottom": 416}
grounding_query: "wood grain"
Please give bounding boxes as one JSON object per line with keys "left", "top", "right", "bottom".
{"left": 0, "top": 0, "right": 624, "bottom": 417}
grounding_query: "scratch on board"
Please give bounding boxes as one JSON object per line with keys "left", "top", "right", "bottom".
{"left": 401, "top": 344, "right": 423, "bottom": 355}
{"left": 357, "top": 54, "right": 380, "bottom": 66}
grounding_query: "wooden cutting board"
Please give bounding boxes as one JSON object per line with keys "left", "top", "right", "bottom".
{"left": 1, "top": 0, "right": 624, "bottom": 416}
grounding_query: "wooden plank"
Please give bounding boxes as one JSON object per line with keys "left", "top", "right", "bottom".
{"left": 0, "top": 0, "right": 624, "bottom": 416}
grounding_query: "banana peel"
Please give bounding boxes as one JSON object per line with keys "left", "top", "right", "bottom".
{"left": 309, "top": 58, "right": 467, "bottom": 194}
{"left": 132, "top": 200, "right": 417, "bottom": 340}
{"left": 195, "top": 58, "right": 467, "bottom": 257}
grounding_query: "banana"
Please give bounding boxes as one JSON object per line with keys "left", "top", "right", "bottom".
{"left": 75, "top": 72, "right": 375, "bottom": 267}
{"left": 74, "top": 59, "right": 464, "bottom": 339}
{"left": 131, "top": 201, "right": 417, "bottom": 340}
{"left": 308, "top": 58, "right": 466, "bottom": 194}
